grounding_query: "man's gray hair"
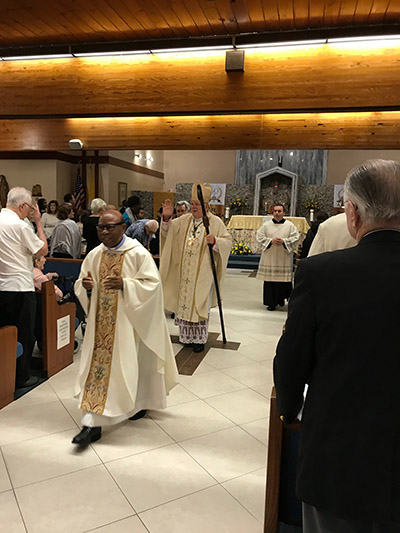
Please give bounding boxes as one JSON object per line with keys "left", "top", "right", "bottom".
{"left": 176, "top": 200, "right": 190, "bottom": 211}
{"left": 344, "top": 159, "right": 400, "bottom": 224}
{"left": 90, "top": 198, "right": 107, "bottom": 214}
{"left": 7, "top": 187, "right": 32, "bottom": 207}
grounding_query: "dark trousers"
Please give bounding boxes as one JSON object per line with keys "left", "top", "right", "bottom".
{"left": 0, "top": 291, "right": 36, "bottom": 385}
{"left": 303, "top": 503, "right": 400, "bottom": 533}
{"left": 263, "top": 281, "right": 292, "bottom": 308}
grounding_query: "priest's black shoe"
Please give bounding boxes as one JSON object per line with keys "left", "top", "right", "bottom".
{"left": 72, "top": 426, "right": 102, "bottom": 446}
{"left": 129, "top": 409, "right": 147, "bottom": 420}
{"left": 193, "top": 343, "right": 205, "bottom": 353}
{"left": 267, "top": 306, "right": 276, "bottom": 311}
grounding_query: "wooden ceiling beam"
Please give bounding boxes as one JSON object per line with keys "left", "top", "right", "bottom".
{"left": 1, "top": 111, "right": 400, "bottom": 151}
{"left": 1, "top": 44, "right": 400, "bottom": 117}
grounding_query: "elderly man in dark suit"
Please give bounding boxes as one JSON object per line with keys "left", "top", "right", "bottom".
{"left": 274, "top": 159, "right": 400, "bottom": 533}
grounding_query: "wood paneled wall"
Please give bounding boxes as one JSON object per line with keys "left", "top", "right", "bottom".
{"left": 1, "top": 112, "right": 400, "bottom": 151}
{"left": 1, "top": 44, "right": 400, "bottom": 117}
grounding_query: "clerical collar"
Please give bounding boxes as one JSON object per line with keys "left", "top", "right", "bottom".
{"left": 106, "top": 234, "right": 126, "bottom": 252}
{"left": 273, "top": 218, "right": 286, "bottom": 224}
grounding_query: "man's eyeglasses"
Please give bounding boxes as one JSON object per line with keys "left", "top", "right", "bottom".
{"left": 96, "top": 222, "right": 125, "bottom": 232}
{"left": 23, "top": 203, "right": 35, "bottom": 211}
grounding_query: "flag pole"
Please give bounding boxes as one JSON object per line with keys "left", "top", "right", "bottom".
{"left": 197, "top": 184, "right": 227, "bottom": 344}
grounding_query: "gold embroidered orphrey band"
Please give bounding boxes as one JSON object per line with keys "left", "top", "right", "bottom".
{"left": 80, "top": 250, "right": 126, "bottom": 414}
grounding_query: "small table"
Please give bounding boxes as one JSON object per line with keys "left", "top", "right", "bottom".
{"left": 227, "top": 215, "right": 309, "bottom": 253}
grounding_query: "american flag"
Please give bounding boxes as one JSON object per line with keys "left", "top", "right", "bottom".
{"left": 74, "top": 169, "right": 86, "bottom": 212}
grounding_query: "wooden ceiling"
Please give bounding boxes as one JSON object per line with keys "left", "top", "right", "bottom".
{"left": 0, "top": 0, "right": 398, "bottom": 48}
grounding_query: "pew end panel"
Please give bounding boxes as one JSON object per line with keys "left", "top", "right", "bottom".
{"left": 0, "top": 326, "right": 18, "bottom": 409}
{"left": 264, "top": 386, "right": 302, "bottom": 533}
{"left": 42, "top": 281, "right": 75, "bottom": 377}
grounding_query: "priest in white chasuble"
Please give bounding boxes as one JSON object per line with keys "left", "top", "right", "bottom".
{"left": 72, "top": 210, "right": 178, "bottom": 447}
{"left": 256, "top": 203, "right": 299, "bottom": 311}
{"left": 160, "top": 183, "right": 231, "bottom": 353}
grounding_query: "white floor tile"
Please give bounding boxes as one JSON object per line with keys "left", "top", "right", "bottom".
{"left": 181, "top": 426, "right": 267, "bottom": 482}
{"left": 140, "top": 485, "right": 262, "bottom": 533}
{"left": 91, "top": 417, "right": 174, "bottom": 463}
{"left": 177, "top": 369, "right": 246, "bottom": 399}
{"left": 223, "top": 468, "right": 267, "bottom": 522}
{"left": 224, "top": 328, "right": 263, "bottom": 347}
{"left": 0, "top": 490, "right": 26, "bottom": 533}
{"left": 0, "top": 401, "right": 76, "bottom": 446}
{"left": 47, "top": 363, "right": 77, "bottom": 400}
{"left": 166, "top": 384, "right": 198, "bottom": 407}
{"left": 148, "top": 400, "right": 234, "bottom": 442}
{"left": 2, "top": 382, "right": 59, "bottom": 412}
{"left": 86, "top": 516, "right": 148, "bottom": 532}
{"left": 222, "top": 363, "right": 274, "bottom": 389}
{"left": 240, "top": 418, "right": 270, "bottom": 445}
{"left": 205, "top": 389, "right": 269, "bottom": 425}
{"left": 251, "top": 385, "right": 273, "bottom": 398}
{"left": 15, "top": 465, "right": 133, "bottom": 533}
{"left": 193, "top": 361, "right": 215, "bottom": 374}
{"left": 61, "top": 398, "right": 84, "bottom": 427}
{"left": 106, "top": 444, "right": 216, "bottom": 512}
{"left": 203, "top": 347, "right": 253, "bottom": 369}
{"left": 237, "top": 345, "right": 270, "bottom": 362}
{"left": 2, "top": 429, "right": 101, "bottom": 488}
{"left": 0, "top": 453, "right": 11, "bottom": 493}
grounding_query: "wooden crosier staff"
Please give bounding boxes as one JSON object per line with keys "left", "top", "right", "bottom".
{"left": 197, "top": 184, "right": 227, "bottom": 344}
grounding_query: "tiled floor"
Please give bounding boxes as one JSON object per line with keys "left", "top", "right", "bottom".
{"left": 0, "top": 270, "right": 287, "bottom": 533}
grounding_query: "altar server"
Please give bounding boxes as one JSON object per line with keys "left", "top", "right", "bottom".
{"left": 256, "top": 204, "right": 299, "bottom": 310}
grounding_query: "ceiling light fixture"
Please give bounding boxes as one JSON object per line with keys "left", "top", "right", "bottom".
{"left": 328, "top": 34, "right": 400, "bottom": 43}
{"left": 2, "top": 53, "right": 73, "bottom": 61}
{"left": 73, "top": 50, "right": 151, "bottom": 57}
{"left": 151, "top": 45, "right": 233, "bottom": 53}
{"left": 237, "top": 39, "right": 326, "bottom": 49}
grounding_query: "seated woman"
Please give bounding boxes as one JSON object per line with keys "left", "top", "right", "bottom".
{"left": 33, "top": 254, "right": 63, "bottom": 301}
{"left": 50, "top": 203, "right": 82, "bottom": 259}
{"left": 41, "top": 200, "right": 59, "bottom": 240}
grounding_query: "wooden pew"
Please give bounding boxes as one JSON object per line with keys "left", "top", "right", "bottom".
{"left": 41, "top": 281, "right": 76, "bottom": 377}
{"left": 0, "top": 326, "right": 18, "bottom": 409}
{"left": 264, "top": 387, "right": 302, "bottom": 533}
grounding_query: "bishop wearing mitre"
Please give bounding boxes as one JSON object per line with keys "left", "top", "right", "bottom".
{"left": 160, "top": 183, "right": 232, "bottom": 353}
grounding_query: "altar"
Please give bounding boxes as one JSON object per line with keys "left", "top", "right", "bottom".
{"left": 227, "top": 215, "right": 309, "bottom": 253}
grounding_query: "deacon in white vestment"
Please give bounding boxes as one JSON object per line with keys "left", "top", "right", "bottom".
{"left": 160, "top": 183, "right": 231, "bottom": 353}
{"left": 256, "top": 203, "right": 299, "bottom": 311}
{"left": 72, "top": 210, "right": 178, "bottom": 446}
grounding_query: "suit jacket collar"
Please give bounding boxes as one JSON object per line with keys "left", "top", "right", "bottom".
{"left": 358, "top": 228, "right": 400, "bottom": 246}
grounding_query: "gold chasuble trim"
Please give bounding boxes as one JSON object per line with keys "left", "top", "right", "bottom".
{"left": 177, "top": 220, "right": 207, "bottom": 322}
{"left": 80, "top": 251, "right": 126, "bottom": 414}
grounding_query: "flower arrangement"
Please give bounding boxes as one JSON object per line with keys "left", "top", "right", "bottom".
{"left": 231, "top": 241, "right": 252, "bottom": 255}
{"left": 305, "top": 199, "right": 320, "bottom": 210}
{"left": 230, "top": 197, "right": 247, "bottom": 210}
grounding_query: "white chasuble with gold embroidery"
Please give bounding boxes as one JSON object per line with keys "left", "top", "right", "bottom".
{"left": 177, "top": 219, "right": 207, "bottom": 322}
{"left": 160, "top": 212, "right": 232, "bottom": 323}
{"left": 74, "top": 237, "right": 178, "bottom": 420}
